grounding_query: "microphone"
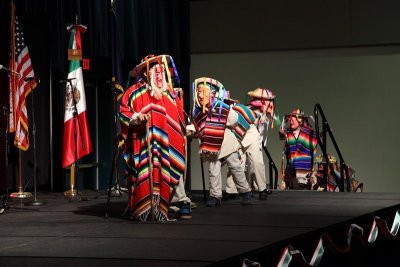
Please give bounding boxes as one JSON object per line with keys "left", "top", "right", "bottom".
{"left": 0, "top": 64, "right": 20, "bottom": 76}
{"left": 24, "top": 76, "right": 40, "bottom": 83}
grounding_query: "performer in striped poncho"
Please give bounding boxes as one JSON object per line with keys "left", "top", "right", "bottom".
{"left": 187, "top": 77, "right": 253, "bottom": 207}
{"left": 225, "top": 88, "right": 277, "bottom": 200}
{"left": 119, "top": 55, "right": 187, "bottom": 221}
{"left": 279, "top": 109, "right": 318, "bottom": 189}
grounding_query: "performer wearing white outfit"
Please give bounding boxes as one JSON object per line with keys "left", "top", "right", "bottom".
{"left": 187, "top": 77, "right": 255, "bottom": 206}
{"left": 225, "top": 88, "right": 277, "bottom": 200}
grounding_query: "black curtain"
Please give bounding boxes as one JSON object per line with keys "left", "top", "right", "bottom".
{"left": 0, "top": 0, "right": 190, "bottom": 192}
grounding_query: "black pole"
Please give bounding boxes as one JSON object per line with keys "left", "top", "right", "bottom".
{"left": 105, "top": 81, "right": 125, "bottom": 218}
{"left": 262, "top": 145, "right": 278, "bottom": 191}
{"left": 110, "top": 82, "right": 124, "bottom": 195}
{"left": 105, "top": 135, "right": 119, "bottom": 219}
{"left": 200, "top": 157, "right": 207, "bottom": 202}
{"left": 314, "top": 104, "right": 347, "bottom": 192}
{"left": 25, "top": 78, "right": 45, "bottom": 206}
{"left": 322, "top": 118, "right": 328, "bottom": 191}
{"left": 1, "top": 98, "right": 10, "bottom": 214}
{"left": 1, "top": 67, "right": 15, "bottom": 214}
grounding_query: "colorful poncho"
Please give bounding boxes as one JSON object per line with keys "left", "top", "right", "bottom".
{"left": 285, "top": 125, "right": 318, "bottom": 171}
{"left": 193, "top": 101, "right": 259, "bottom": 159}
{"left": 231, "top": 104, "right": 259, "bottom": 141}
{"left": 119, "top": 81, "right": 186, "bottom": 221}
{"left": 193, "top": 100, "right": 230, "bottom": 159}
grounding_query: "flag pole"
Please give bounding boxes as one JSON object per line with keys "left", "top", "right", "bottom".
{"left": 63, "top": 16, "right": 91, "bottom": 201}
{"left": 63, "top": 25, "right": 81, "bottom": 200}
{"left": 9, "top": 0, "right": 31, "bottom": 200}
{"left": 64, "top": 163, "right": 78, "bottom": 199}
{"left": 63, "top": 79, "right": 82, "bottom": 201}
{"left": 9, "top": 151, "right": 32, "bottom": 198}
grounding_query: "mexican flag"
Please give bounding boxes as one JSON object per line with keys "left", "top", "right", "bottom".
{"left": 62, "top": 23, "right": 92, "bottom": 168}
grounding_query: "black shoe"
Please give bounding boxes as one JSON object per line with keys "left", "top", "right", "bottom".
{"left": 222, "top": 192, "right": 239, "bottom": 201}
{"left": 206, "top": 197, "right": 221, "bottom": 207}
{"left": 168, "top": 202, "right": 180, "bottom": 213}
{"left": 2, "top": 193, "right": 9, "bottom": 209}
{"left": 259, "top": 189, "right": 268, "bottom": 200}
{"left": 179, "top": 202, "right": 192, "bottom": 219}
{"left": 241, "top": 192, "right": 252, "bottom": 205}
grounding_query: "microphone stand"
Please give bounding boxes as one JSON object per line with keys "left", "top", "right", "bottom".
{"left": 110, "top": 82, "right": 126, "bottom": 196}
{"left": 25, "top": 78, "right": 45, "bottom": 206}
{"left": 105, "top": 81, "right": 127, "bottom": 218}
{"left": 63, "top": 79, "right": 85, "bottom": 201}
{"left": 1, "top": 66, "right": 15, "bottom": 214}
{"left": 1, "top": 101, "right": 10, "bottom": 214}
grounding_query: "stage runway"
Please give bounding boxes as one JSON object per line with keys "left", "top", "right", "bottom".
{"left": 0, "top": 190, "right": 399, "bottom": 267}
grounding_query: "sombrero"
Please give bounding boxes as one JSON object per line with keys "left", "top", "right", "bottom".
{"left": 193, "top": 77, "right": 225, "bottom": 101}
{"left": 193, "top": 77, "right": 224, "bottom": 92}
{"left": 247, "top": 88, "right": 276, "bottom": 100}
{"left": 285, "top": 108, "right": 314, "bottom": 124}
{"left": 288, "top": 108, "right": 305, "bottom": 118}
{"left": 131, "top": 54, "right": 172, "bottom": 78}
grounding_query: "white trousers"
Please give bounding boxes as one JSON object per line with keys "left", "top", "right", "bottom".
{"left": 226, "top": 141, "right": 267, "bottom": 193}
{"left": 209, "top": 151, "right": 251, "bottom": 198}
{"left": 171, "top": 177, "right": 191, "bottom": 203}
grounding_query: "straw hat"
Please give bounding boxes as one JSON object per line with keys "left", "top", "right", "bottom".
{"left": 286, "top": 108, "right": 314, "bottom": 124}
{"left": 247, "top": 88, "right": 276, "bottom": 100}
{"left": 131, "top": 54, "right": 171, "bottom": 78}
{"left": 288, "top": 108, "right": 305, "bottom": 118}
{"left": 193, "top": 77, "right": 240, "bottom": 107}
{"left": 193, "top": 77, "right": 224, "bottom": 92}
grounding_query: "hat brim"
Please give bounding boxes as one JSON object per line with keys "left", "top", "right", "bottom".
{"left": 193, "top": 77, "right": 236, "bottom": 107}
{"left": 131, "top": 55, "right": 171, "bottom": 78}
{"left": 247, "top": 91, "right": 276, "bottom": 100}
{"left": 248, "top": 93, "right": 275, "bottom": 100}
{"left": 286, "top": 114, "right": 305, "bottom": 118}
{"left": 194, "top": 77, "right": 224, "bottom": 89}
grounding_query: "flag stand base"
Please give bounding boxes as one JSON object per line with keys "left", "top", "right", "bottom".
{"left": 64, "top": 189, "right": 81, "bottom": 201}
{"left": 111, "top": 184, "right": 129, "bottom": 197}
{"left": 25, "top": 200, "right": 46, "bottom": 206}
{"left": 10, "top": 191, "right": 32, "bottom": 199}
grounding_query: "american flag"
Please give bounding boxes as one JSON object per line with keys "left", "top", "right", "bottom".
{"left": 9, "top": 15, "right": 37, "bottom": 151}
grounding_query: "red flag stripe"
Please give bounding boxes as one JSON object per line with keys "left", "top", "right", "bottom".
{"left": 10, "top": 17, "right": 36, "bottom": 150}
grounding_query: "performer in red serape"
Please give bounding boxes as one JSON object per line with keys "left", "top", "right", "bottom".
{"left": 119, "top": 54, "right": 186, "bottom": 221}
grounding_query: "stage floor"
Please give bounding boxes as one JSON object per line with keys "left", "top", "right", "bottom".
{"left": 0, "top": 190, "right": 399, "bottom": 267}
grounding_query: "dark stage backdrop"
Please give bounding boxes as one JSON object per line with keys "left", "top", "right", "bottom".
{"left": 0, "top": 0, "right": 190, "bottom": 192}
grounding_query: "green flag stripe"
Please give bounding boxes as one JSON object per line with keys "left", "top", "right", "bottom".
{"left": 68, "top": 27, "right": 76, "bottom": 49}
{"left": 69, "top": 60, "right": 80, "bottom": 72}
